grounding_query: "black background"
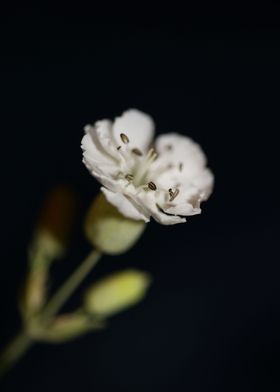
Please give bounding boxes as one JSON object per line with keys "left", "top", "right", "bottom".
{"left": 1, "top": 6, "right": 280, "bottom": 391}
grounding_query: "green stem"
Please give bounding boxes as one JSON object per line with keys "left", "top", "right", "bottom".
{"left": 41, "top": 249, "right": 102, "bottom": 322}
{"left": 0, "top": 249, "right": 102, "bottom": 377}
{"left": 0, "top": 331, "right": 32, "bottom": 376}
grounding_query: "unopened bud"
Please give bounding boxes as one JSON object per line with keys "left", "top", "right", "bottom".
{"left": 84, "top": 193, "right": 146, "bottom": 255}
{"left": 31, "top": 186, "right": 78, "bottom": 260}
{"left": 22, "top": 187, "right": 78, "bottom": 319}
{"left": 84, "top": 270, "right": 151, "bottom": 317}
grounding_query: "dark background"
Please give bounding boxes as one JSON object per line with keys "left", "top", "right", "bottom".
{"left": 1, "top": 7, "right": 280, "bottom": 391}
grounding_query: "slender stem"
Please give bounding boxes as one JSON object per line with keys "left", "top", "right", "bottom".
{"left": 0, "top": 331, "right": 32, "bottom": 376}
{"left": 42, "top": 249, "right": 102, "bottom": 322}
{"left": 0, "top": 249, "right": 102, "bottom": 377}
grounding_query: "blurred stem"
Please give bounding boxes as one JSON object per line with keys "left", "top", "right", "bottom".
{"left": 0, "top": 331, "right": 32, "bottom": 376}
{"left": 41, "top": 249, "right": 102, "bottom": 323}
{"left": 0, "top": 249, "right": 102, "bottom": 376}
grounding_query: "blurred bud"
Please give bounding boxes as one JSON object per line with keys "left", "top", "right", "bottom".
{"left": 29, "top": 312, "right": 104, "bottom": 343}
{"left": 84, "top": 270, "right": 151, "bottom": 317}
{"left": 30, "top": 186, "right": 78, "bottom": 261}
{"left": 84, "top": 193, "right": 146, "bottom": 255}
{"left": 22, "top": 187, "right": 78, "bottom": 319}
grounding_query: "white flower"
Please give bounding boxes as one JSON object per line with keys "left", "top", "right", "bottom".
{"left": 81, "top": 109, "right": 214, "bottom": 225}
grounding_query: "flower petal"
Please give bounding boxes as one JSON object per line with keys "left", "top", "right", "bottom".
{"left": 83, "top": 158, "right": 122, "bottom": 192}
{"left": 84, "top": 121, "right": 121, "bottom": 161}
{"left": 155, "top": 133, "right": 207, "bottom": 178}
{"left": 82, "top": 123, "right": 125, "bottom": 191}
{"left": 144, "top": 174, "right": 203, "bottom": 219}
{"left": 164, "top": 203, "right": 201, "bottom": 216}
{"left": 152, "top": 209, "right": 186, "bottom": 225}
{"left": 113, "top": 109, "right": 155, "bottom": 151}
{"left": 81, "top": 131, "right": 114, "bottom": 167}
{"left": 163, "top": 185, "right": 202, "bottom": 216}
{"left": 101, "top": 187, "right": 150, "bottom": 222}
{"left": 130, "top": 189, "right": 186, "bottom": 225}
{"left": 191, "top": 168, "right": 214, "bottom": 201}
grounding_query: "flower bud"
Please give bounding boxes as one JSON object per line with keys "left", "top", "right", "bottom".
{"left": 84, "top": 193, "right": 146, "bottom": 255}
{"left": 22, "top": 187, "right": 78, "bottom": 319}
{"left": 31, "top": 186, "right": 78, "bottom": 260}
{"left": 84, "top": 269, "right": 151, "bottom": 317}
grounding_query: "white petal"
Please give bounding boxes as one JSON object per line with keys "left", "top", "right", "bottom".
{"left": 191, "top": 168, "right": 214, "bottom": 200}
{"left": 82, "top": 138, "right": 119, "bottom": 188}
{"left": 152, "top": 209, "right": 186, "bottom": 225}
{"left": 81, "top": 132, "right": 114, "bottom": 167}
{"left": 163, "top": 191, "right": 202, "bottom": 216}
{"left": 164, "top": 203, "right": 201, "bottom": 216}
{"left": 164, "top": 180, "right": 203, "bottom": 216}
{"left": 82, "top": 159, "right": 122, "bottom": 193}
{"left": 82, "top": 123, "right": 126, "bottom": 190}
{"left": 84, "top": 121, "right": 120, "bottom": 161}
{"left": 131, "top": 189, "right": 186, "bottom": 225}
{"left": 101, "top": 187, "right": 150, "bottom": 222}
{"left": 155, "top": 167, "right": 182, "bottom": 190}
{"left": 155, "top": 133, "right": 207, "bottom": 178}
{"left": 113, "top": 109, "right": 155, "bottom": 151}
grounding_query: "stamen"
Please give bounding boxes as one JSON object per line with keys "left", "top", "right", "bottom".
{"left": 125, "top": 174, "right": 134, "bottom": 181}
{"left": 133, "top": 148, "right": 158, "bottom": 187}
{"left": 169, "top": 188, "right": 180, "bottom": 201}
{"left": 147, "top": 148, "right": 157, "bottom": 160}
{"left": 148, "top": 181, "right": 157, "bottom": 191}
{"left": 132, "top": 148, "right": 143, "bottom": 156}
{"left": 120, "top": 133, "right": 129, "bottom": 144}
{"left": 179, "top": 162, "right": 183, "bottom": 171}
{"left": 117, "top": 146, "right": 121, "bottom": 150}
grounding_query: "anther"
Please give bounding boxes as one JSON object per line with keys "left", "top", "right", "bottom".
{"left": 179, "top": 162, "right": 183, "bottom": 171}
{"left": 148, "top": 181, "right": 157, "bottom": 191}
{"left": 132, "top": 148, "right": 143, "bottom": 156}
{"left": 117, "top": 146, "right": 121, "bottom": 150}
{"left": 169, "top": 188, "right": 180, "bottom": 201}
{"left": 125, "top": 174, "right": 134, "bottom": 181}
{"left": 149, "top": 149, "right": 158, "bottom": 161}
{"left": 120, "top": 133, "right": 129, "bottom": 144}
{"left": 165, "top": 144, "right": 173, "bottom": 151}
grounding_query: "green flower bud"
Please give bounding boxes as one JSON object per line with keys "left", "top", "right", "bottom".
{"left": 84, "top": 193, "right": 146, "bottom": 255}
{"left": 84, "top": 269, "right": 151, "bottom": 317}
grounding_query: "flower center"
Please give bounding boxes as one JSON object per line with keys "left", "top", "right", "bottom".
{"left": 132, "top": 148, "right": 158, "bottom": 187}
{"left": 117, "top": 133, "right": 179, "bottom": 199}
